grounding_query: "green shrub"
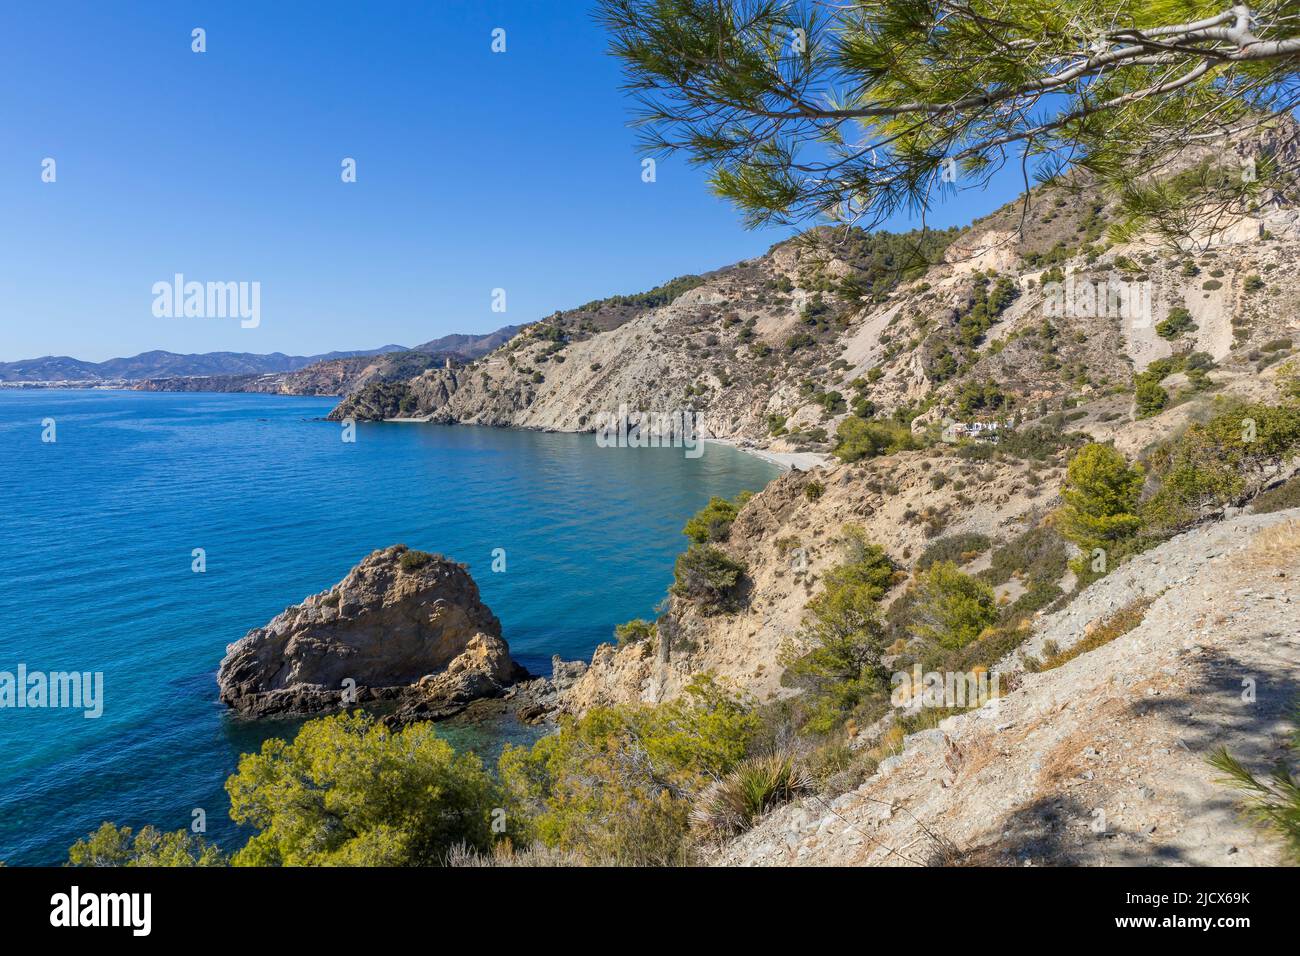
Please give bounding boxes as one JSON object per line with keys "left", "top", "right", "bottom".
{"left": 226, "top": 713, "right": 501, "bottom": 866}
{"left": 497, "top": 675, "right": 757, "bottom": 865}
{"left": 804, "top": 479, "right": 825, "bottom": 501}
{"left": 781, "top": 527, "right": 895, "bottom": 733}
{"left": 988, "top": 425, "right": 1074, "bottom": 461}
{"left": 691, "top": 752, "right": 812, "bottom": 838}
{"left": 1135, "top": 379, "right": 1169, "bottom": 418}
{"left": 68, "top": 823, "right": 225, "bottom": 867}
{"left": 672, "top": 544, "right": 747, "bottom": 611}
{"left": 909, "top": 561, "right": 998, "bottom": 650}
{"left": 614, "top": 618, "right": 656, "bottom": 646}
{"left": 1144, "top": 400, "right": 1300, "bottom": 531}
{"left": 833, "top": 416, "right": 919, "bottom": 462}
{"left": 399, "top": 549, "right": 434, "bottom": 571}
{"left": 981, "top": 524, "right": 1069, "bottom": 587}
{"left": 1155, "top": 307, "right": 1196, "bottom": 340}
{"left": 917, "top": 533, "right": 991, "bottom": 571}
{"left": 954, "top": 380, "right": 1007, "bottom": 416}
{"left": 682, "top": 494, "right": 748, "bottom": 543}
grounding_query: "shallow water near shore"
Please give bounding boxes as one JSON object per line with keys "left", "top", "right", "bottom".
{"left": 0, "top": 389, "right": 779, "bottom": 864}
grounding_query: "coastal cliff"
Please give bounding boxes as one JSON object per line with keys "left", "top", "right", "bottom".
{"left": 335, "top": 123, "right": 1300, "bottom": 721}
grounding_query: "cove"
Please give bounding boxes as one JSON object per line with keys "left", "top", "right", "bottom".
{"left": 0, "top": 388, "right": 779, "bottom": 865}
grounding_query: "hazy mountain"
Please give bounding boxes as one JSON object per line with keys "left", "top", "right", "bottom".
{"left": 412, "top": 326, "right": 522, "bottom": 359}
{"left": 0, "top": 346, "right": 408, "bottom": 383}
{"left": 2, "top": 324, "right": 523, "bottom": 385}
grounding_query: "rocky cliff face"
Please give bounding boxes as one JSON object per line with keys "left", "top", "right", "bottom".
{"left": 217, "top": 545, "right": 522, "bottom": 719}
{"left": 333, "top": 140, "right": 1300, "bottom": 457}
{"left": 562, "top": 446, "right": 1063, "bottom": 713}
{"left": 330, "top": 122, "right": 1300, "bottom": 725}
{"left": 712, "top": 510, "right": 1300, "bottom": 866}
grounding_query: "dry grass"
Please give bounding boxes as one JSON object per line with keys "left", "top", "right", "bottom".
{"left": 1038, "top": 597, "right": 1156, "bottom": 671}
{"left": 445, "top": 841, "right": 591, "bottom": 867}
{"left": 1244, "top": 517, "right": 1300, "bottom": 570}
{"left": 691, "top": 751, "right": 813, "bottom": 839}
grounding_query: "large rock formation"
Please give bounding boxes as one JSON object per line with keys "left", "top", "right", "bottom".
{"left": 217, "top": 545, "right": 523, "bottom": 719}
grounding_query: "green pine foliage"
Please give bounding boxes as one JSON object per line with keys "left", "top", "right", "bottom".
{"left": 1055, "top": 443, "right": 1145, "bottom": 555}
{"left": 67, "top": 823, "right": 225, "bottom": 867}
{"left": 672, "top": 544, "right": 748, "bottom": 611}
{"left": 1209, "top": 704, "right": 1300, "bottom": 864}
{"left": 1143, "top": 399, "right": 1300, "bottom": 531}
{"left": 682, "top": 492, "right": 750, "bottom": 543}
{"left": 909, "top": 561, "right": 999, "bottom": 650}
{"left": 833, "top": 416, "right": 919, "bottom": 462}
{"left": 596, "top": 1, "right": 1299, "bottom": 235}
{"left": 225, "top": 713, "right": 502, "bottom": 866}
{"left": 497, "top": 675, "right": 758, "bottom": 865}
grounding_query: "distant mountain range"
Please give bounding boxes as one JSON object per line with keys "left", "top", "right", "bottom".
{"left": 413, "top": 326, "right": 521, "bottom": 357}
{"left": 0, "top": 326, "right": 521, "bottom": 384}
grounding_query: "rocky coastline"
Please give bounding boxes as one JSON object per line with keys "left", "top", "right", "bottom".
{"left": 216, "top": 544, "right": 580, "bottom": 725}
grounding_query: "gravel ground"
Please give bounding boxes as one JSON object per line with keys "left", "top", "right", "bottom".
{"left": 714, "top": 509, "right": 1300, "bottom": 866}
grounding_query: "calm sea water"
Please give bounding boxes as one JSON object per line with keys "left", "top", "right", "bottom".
{"left": 0, "top": 389, "right": 778, "bottom": 865}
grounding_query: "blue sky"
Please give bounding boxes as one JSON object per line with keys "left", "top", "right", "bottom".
{"left": 1, "top": 1, "right": 1030, "bottom": 362}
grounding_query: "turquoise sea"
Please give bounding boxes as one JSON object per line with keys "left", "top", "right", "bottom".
{"left": 0, "top": 389, "right": 778, "bottom": 865}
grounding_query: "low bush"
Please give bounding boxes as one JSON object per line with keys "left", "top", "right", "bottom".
{"left": 1135, "top": 379, "right": 1169, "bottom": 418}
{"left": 980, "top": 524, "right": 1069, "bottom": 587}
{"left": 833, "top": 416, "right": 919, "bottom": 462}
{"left": 780, "top": 526, "right": 896, "bottom": 733}
{"left": 1055, "top": 443, "right": 1144, "bottom": 557}
{"left": 909, "top": 561, "right": 999, "bottom": 650}
{"left": 497, "top": 676, "right": 758, "bottom": 866}
{"left": 614, "top": 618, "right": 656, "bottom": 646}
{"left": 1155, "top": 307, "right": 1196, "bottom": 340}
{"left": 917, "top": 533, "right": 991, "bottom": 571}
{"left": 672, "top": 544, "right": 747, "bottom": 611}
{"left": 683, "top": 492, "right": 750, "bottom": 544}
{"left": 1209, "top": 703, "right": 1300, "bottom": 863}
{"left": 398, "top": 549, "right": 434, "bottom": 571}
{"left": 68, "top": 823, "right": 226, "bottom": 867}
{"left": 227, "top": 713, "right": 501, "bottom": 866}
{"left": 1143, "top": 399, "right": 1300, "bottom": 532}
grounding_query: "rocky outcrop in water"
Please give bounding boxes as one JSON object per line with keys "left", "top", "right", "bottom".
{"left": 217, "top": 545, "right": 524, "bottom": 719}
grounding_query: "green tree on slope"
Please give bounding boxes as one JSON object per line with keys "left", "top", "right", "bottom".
{"left": 1056, "top": 443, "right": 1145, "bottom": 555}
{"left": 226, "top": 713, "right": 502, "bottom": 866}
